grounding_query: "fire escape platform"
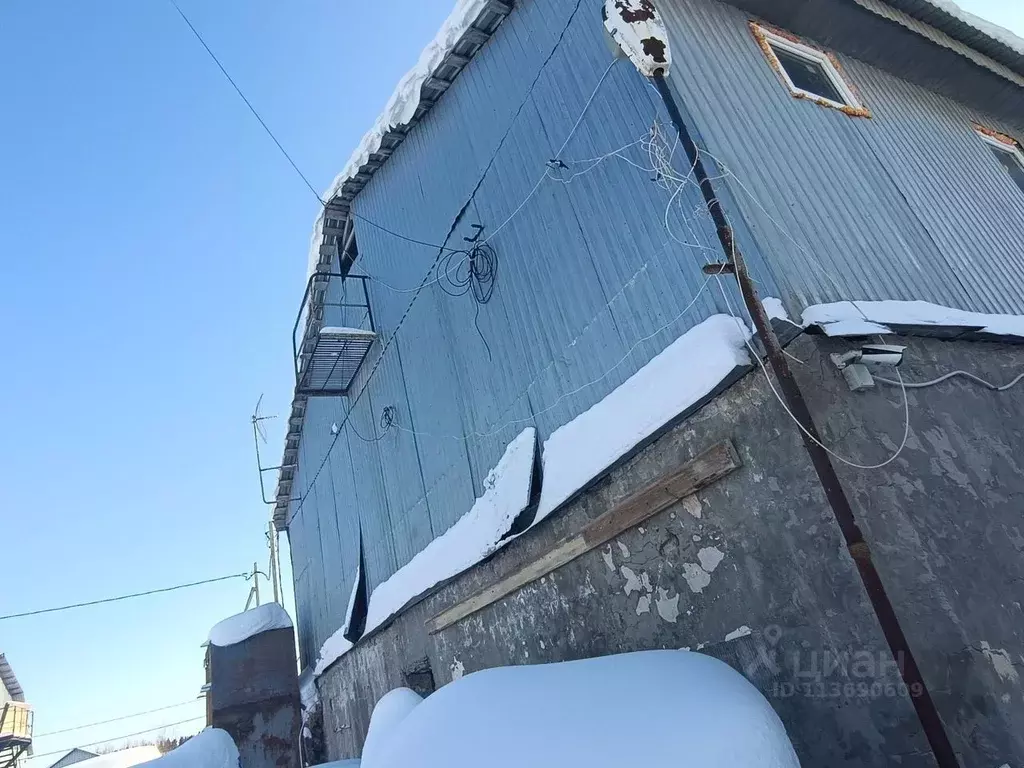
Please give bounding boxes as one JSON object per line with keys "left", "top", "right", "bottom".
{"left": 297, "top": 327, "right": 377, "bottom": 396}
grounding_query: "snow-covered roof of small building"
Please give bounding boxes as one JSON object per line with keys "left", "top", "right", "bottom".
{"left": 66, "top": 747, "right": 162, "bottom": 768}
{"left": 208, "top": 603, "right": 293, "bottom": 648}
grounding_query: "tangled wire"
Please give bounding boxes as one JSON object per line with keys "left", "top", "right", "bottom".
{"left": 435, "top": 229, "right": 499, "bottom": 358}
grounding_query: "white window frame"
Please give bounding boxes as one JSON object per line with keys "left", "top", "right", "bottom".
{"left": 755, "top": 25, "right": 863, "bottom": 111}
{"left": 976, "top": 129, "right": 1024, "bottom": 182}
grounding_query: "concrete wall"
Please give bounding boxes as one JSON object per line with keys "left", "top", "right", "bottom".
{"left": 316, "top": 333, "right": 1024, "bottom": 768}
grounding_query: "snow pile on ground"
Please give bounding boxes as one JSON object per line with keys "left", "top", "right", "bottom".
{"left": 137, "top": 729, "right": 238, "bottom": 768}
{"left": 314, "top": 429, "right": 535, "bottom": 676}
{"left": 306, "top": 0, "right": 495, "bottom": 277}
{"left": 313, "top": 563, "right": 362, "bottom": 676}
{"left": 536, "top": 315, "right": 752, "bottom": 522}
{"left": 360, "top": 689, "right": 424, "bottom": 767}
{"left": 802, "top": 300, "right": 1024, "bottom": 338}
{"left": 924, "top": 0, "right": 1024, "bottom": 57}
{"left": 72, "top": 747, "right": 162, "bottom": 768}
{"left": 208, "top": 603, "right": 293, "bottom": 647}
{"left": 362, "top": 651, "right": 799, "bottom": 768}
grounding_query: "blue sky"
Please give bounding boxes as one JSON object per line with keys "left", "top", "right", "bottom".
{"left": 0, "top": 0, "right": 451, "bottom": 761}
{"left": 1, "top": 0, "right": 1022, "bottom": 763}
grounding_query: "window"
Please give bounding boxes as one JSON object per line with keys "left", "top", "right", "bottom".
{"left": 751, "top": 23, "right": 867, "bottom": 115}
{"left": 977, "top": 130, "right": 1024, "bottom": 195}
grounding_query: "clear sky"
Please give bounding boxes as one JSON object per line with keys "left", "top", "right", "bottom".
{"left": 0, "top": 0, "right": 451, "bottom": 762}
{"left": 1, "top": 0, "right": 1021, "bottom": 765}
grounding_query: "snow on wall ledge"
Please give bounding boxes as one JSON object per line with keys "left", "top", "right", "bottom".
{"left": 208, "top": 602, "right": 293, "bottom": 647}
{"left": 306, "top": 0, "right": 493, "bottom": 277}
{"left": 313, "top": 428, "right": 536, "bottom": 677}
{"left": 536, "top": 314, "right": 753, "bottom": 523}
{"left": 802, "top": 300, "right": 1024, "bottom": 338}
{"left": 312, "top": 563, "right": 362, "bottom": 677}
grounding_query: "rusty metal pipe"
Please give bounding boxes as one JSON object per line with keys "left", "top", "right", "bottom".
{"left": 651, "top": 73, "right": 960, "bottom": 768}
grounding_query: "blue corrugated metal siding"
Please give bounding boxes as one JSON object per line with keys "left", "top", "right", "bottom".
{"left": 286, "top": 0, "right": 1024, "bottom": 662}
{"left": 659, "top": 0, "right": 1024, "bottom": 316}
{"left": 285, "top": 0, "right": 779, "bottom": 662}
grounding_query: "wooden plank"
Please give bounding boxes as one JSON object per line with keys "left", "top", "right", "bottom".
{"left": 427, "top": 440, "right": 741, "bottom": 633}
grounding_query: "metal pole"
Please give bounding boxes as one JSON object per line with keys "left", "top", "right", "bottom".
{"left": 253, "top": 562, "right": 261, "bottom": 607}
{"left": 268, "top": 521, "right": 282, "bottom": 604}
{"left": 651, "top": 73, "right": 959, "bottom": 768}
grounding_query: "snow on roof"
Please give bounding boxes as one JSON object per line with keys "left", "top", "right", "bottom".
{"left": 363, "top": 651, "right": 799, "bottom": 767}
{"left": 801, "top": 300, "right": 1024, "bottom": 338}
{"left": 135, "top": 729, "right": 238, "bottom": 768}
{"left": 917, "top": 0, "right": 1024, "bottom": 59}
{"left": 305, "top": 0, "right": 499, "bottom": 277}
{"left": 207, "top": 603, "right": 293, "bottom": 648}
{"left": 68, "top": 747, "right": 162, "bottom": 768}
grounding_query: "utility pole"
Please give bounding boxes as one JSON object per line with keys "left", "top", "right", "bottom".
{"left": 268, "top": 521, "right": 282, "bottom": 604}
{"left": 601, "top": 2, "right": 959, "bottom": 765}
{"left": 252, "top": 561, "right": 261, "bottom": 607}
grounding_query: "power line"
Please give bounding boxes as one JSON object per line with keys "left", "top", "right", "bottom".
{"left": 167, "top": 0, "right": 324, "bottom": 206}
{"left": 0, "top": 573, "right": 249, "bottom": 621}
{"left": 167, "top": 0, "right": 464, "bottom": 255}
{"left": 35, "top": 701, "right": 204, "bottom": 738}
{"left": 28, "top": 717, "right": 206, "bottom": 761}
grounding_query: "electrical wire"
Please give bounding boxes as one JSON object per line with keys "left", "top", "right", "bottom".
{"left": 168, "top": 0, "right": 470, "bottom": 255}
{"left": 875, "top": 369, "right": 1024, "bottom": 391}
{"left": 713, "top": 266, "right": 912, "bottom": 471}
{"left": 167, "top": 0, "right": 323, "bottom": 207}
{"left": 27, "top": 717, "right": 206, "bottom": 761}
{"left": 0, "top": 573, "right": 249, "bottom": 621}
{"left": 642, "top": 121, "right": 913, "bottom": 471}
{"left": 34, "top": 701, "right": 203, "bottom": 738}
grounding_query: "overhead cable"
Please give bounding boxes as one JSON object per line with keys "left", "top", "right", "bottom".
{"left": 27, "top": 717, "right": 206, "bottom": 761}
{"left": 0, "top": 573, "right": 249, "bottom": 621}
{"left": 35, "top": 701, "right": 203, "bottom": 738}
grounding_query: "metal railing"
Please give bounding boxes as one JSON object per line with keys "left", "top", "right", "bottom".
{"left": 291, "top": 272, "right": 375, "bottom": 389}
{"left": 0, "top": 702, "right": 32, "bottom": 743}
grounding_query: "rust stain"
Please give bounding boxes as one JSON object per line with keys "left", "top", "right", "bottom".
{"left": 613, "top": 0, "right": 656, "bottom": 23}
{"left": 748, "top": 21, "right": 872, "bottom": 119}
{"left": 974, "top": 122, "right": 1021, "bottom": 149}
{"left": 642, "top": 36, "right": 668, "bottom": 64}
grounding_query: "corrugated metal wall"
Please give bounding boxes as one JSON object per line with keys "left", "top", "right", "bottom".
{"left": 660, "top": 0, "right": 1024, "bottom": 315}
{"left": 287, "top": 0, "right": 1024, "bottom": 668}
{"left": 285, "top": 0, "right": 776, "bottom": 667}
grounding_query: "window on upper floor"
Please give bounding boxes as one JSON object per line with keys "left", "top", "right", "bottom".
{"left": 750, "top": 23, "right": 869, "bottom": 117}
{"left": 976, "top": 129, "right": 1024, "bottom": 195}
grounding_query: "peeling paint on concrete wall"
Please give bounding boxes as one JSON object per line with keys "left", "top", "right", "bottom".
{"left": 317, "top": 335, "right": 1024, "bottom": 768}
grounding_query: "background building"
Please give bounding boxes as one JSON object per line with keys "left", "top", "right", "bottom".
{"left": 0, "top": 654, "right": 32, "bottom": 768}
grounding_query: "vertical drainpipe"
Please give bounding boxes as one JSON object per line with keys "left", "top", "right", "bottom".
{"left": 601, "top": 2, "right": 959, "bottom": 765}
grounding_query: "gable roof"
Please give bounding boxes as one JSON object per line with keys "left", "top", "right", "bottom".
{"left": 0, "top": 654, "right": 25, "bottom": 702}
